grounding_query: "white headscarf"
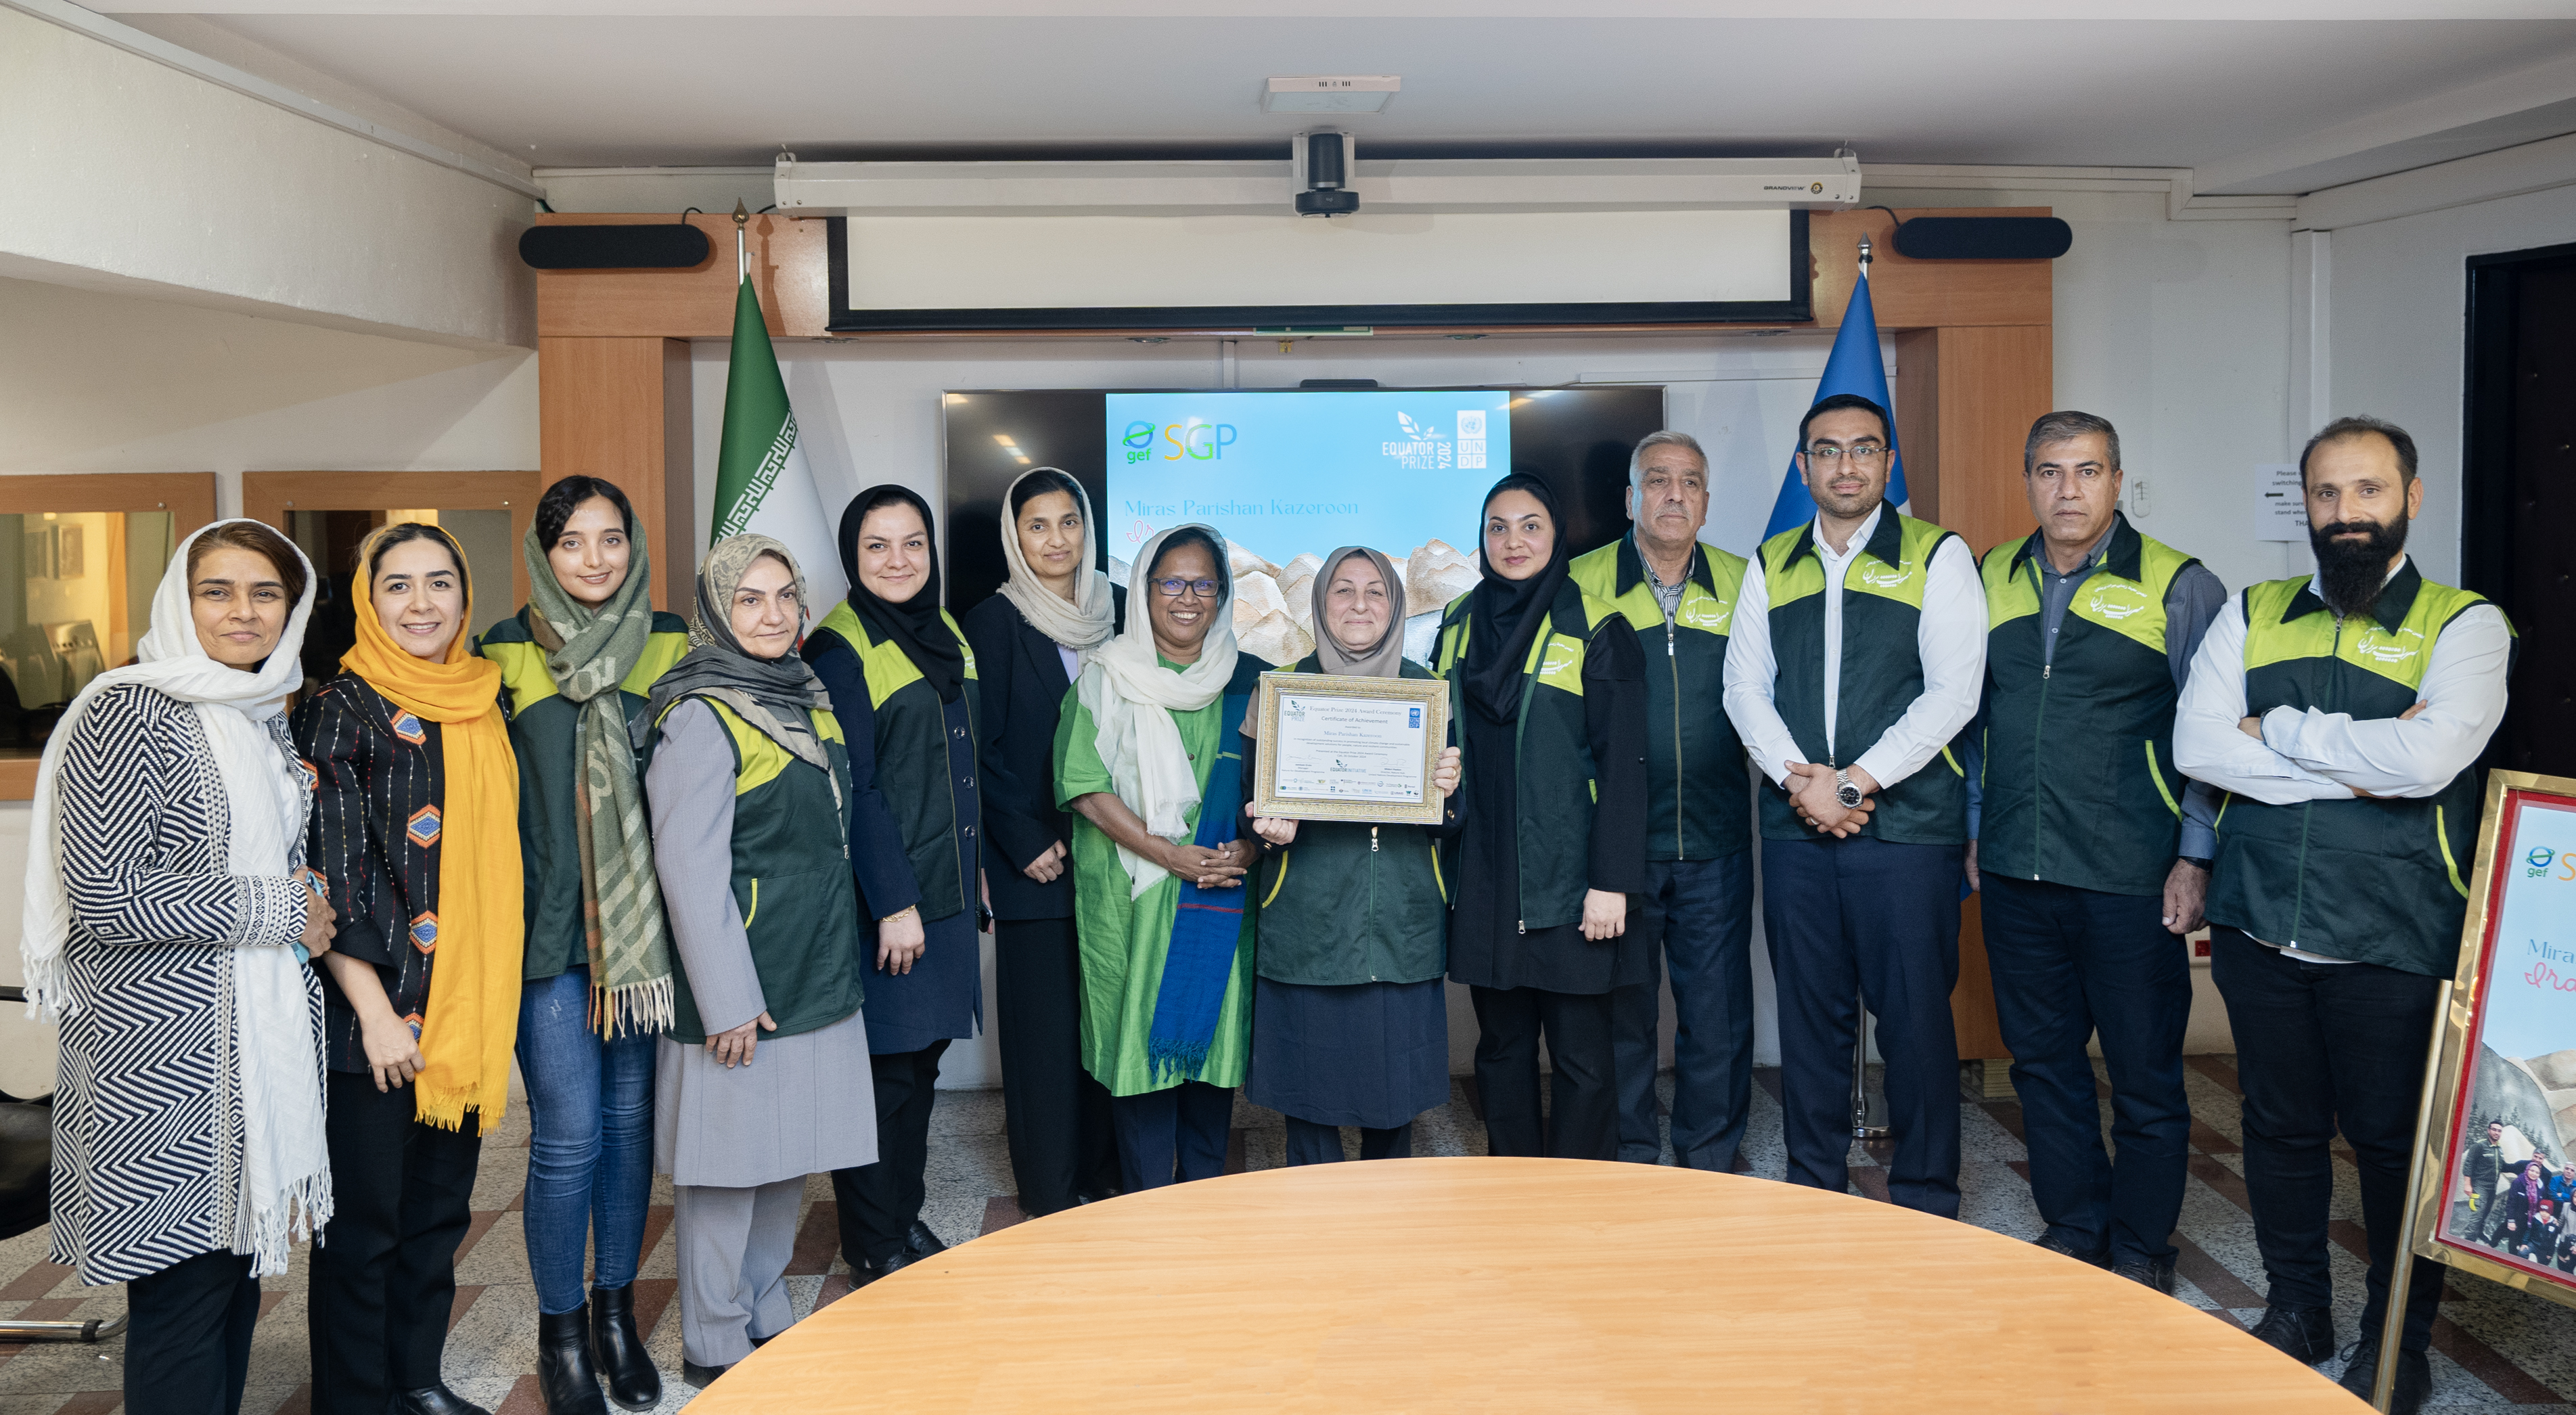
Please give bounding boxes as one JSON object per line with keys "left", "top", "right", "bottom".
{"left": 21, "top": 519, "right": 330, "bottom": 1275}
{"left": 1075, "top": 524, "right": 1239, "bottom": 898}
{"left": 996, "top": 468, "right": 1116, "bottom": 660}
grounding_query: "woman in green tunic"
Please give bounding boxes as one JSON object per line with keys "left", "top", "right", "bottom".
{"left": 1054, "top": 524, "right": 1267, "bottom": 1190}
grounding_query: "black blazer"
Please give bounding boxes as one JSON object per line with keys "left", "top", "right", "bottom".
{"left": 962, "top": 585, "right": 1125, "bottom": 922}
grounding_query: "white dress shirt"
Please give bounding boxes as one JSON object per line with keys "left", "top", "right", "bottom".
{"left": 2173, "top": 555, "right": 2512, "bottom": 960}
{"left": 1721, "top": 504, "right": 1987, "bottom": 792}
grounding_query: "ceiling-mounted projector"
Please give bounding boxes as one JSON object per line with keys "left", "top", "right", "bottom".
{"left": 1294, "top": 131, "right": 1358, "bottom": 217}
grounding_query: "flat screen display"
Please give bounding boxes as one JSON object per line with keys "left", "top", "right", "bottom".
{"left": 945, "top": 385, "right": 1663, "bottom": 665}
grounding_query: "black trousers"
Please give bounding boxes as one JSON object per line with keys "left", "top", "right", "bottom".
{"left": 834, "top": 1038, "right": 950, "bottom": 1268}
{"left": 1283, "top": 1115, "right": 1412, "bottom": 1165}
{"left": 1982, "top": 874, "right": 2193, "bottom": 1266}
{"left": 309, "top": 1069, "right": 484, "bottom": 1412}
{"left": 995, "top": 918, "right": 1119, "bottom": 1214}
{"left": 126, "top": 1247, "right": 261, "bottom": 1415}
{"left": 1470, "top": 985, "right": 1617, "bottom": 1161}
{"left": 2211, "top": 927, "right": 2446, "bottom": 1349}
{"left": 1765, "top": 834, "right": 1964, "bottom": 1217}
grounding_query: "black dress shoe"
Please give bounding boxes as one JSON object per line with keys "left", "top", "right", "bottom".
{"left": 537, "top": 1304, "right": 610, "bottom": 1415}
{"left": 2031, "top": 1233, "right": 2110, "bottom": 1268}
{"left": 906, "top": 1220, "right": 948, "bottom": 1258}
{"left": 2111, "top": 1257, "right": 2177, "bottom": 1295}
{"left": 589, "top": 1284, "right": 662, "bottom": 1412}
{"left": 2337, "top": 1341, "right": 2431, "bottom": 1415}
{"left": 681, "top": 1359, "right": 732, "bottom": 1389}
{"left": 1076, "top": 1188, "right": 1117, "bottom": 1205}
{"left": 395, "top": 1387, "right": 492, "bottom": 1415}
{"left": 857, "top": 1247, "right": 920, "bottom": 1286}
{"left": 2246, "top": 1305, "right": 2336, "bottom": 1364}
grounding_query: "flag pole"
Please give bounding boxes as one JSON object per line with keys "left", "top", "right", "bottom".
{"left": 732, "top": 198, "right": 748, "bottom": 283}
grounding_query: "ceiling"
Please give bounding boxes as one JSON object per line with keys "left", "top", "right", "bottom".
{"left": 105, "top": 2, "right": 2576, "bottom": 194}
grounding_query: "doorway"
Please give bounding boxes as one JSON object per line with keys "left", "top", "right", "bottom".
{"left": 2464, "top": 242, "right": 2576, "bottom": 779}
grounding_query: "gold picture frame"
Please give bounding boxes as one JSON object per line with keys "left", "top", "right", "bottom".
{"left": 1248, "top": 670, "right": 1449, "bottom": 826}
{"left": 2396, "top": 768, "right": 2576, "bottom": 1309}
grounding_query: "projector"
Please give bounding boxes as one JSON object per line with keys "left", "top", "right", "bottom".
{"left": 1294, "top": 131, "right": 1359, "bottom": 217}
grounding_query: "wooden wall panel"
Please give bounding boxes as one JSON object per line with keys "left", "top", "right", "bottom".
{"left": 537, "top": 336, "right": 694, "bottom": 610}
{"left": 1928, "top": 324, "right": 2056, "bottom": 557}
{"left": 240, "top": 470, "right": 541, "bottom": 607}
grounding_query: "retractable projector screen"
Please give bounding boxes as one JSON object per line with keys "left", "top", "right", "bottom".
{"left": 826, "top": 209, "right": 1809, "bottom": 332}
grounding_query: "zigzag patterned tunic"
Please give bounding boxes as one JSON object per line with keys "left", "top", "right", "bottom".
{"left": 48, "top": 683, "right": 317, "bottom": 1286}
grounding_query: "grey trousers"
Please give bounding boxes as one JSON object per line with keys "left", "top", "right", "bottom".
{"left": 673, "top": 1178, "right": 802, "bottom": 1366}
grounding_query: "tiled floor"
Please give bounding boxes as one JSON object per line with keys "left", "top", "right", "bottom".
{"left": 5, "top": 1057, "right": 2576, "bottom": 1412}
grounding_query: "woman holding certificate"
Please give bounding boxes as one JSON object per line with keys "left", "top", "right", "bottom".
{"left": 1056, "top": 524, "right": 1266, "bottom": 1191}
{"left": 962, "top": 468, "right": 1125, "bottom": 1216}
{"left": 1245, "top": 547, "right": 1462, "bottom": 1165}
{"left": 1433, "top": 473, "right": 1650, "bottom": 1163}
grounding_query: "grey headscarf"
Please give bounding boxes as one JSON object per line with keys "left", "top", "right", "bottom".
{"left": 1309, "top": 545, "right": 1407, "bottom": 679}
{"left": 640, "top": 535, "right": 835, "bottom": 776}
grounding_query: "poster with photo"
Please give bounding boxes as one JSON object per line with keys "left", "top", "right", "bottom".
{"left": 2410, "top": 772, "right": 2576, "bottom": 1303}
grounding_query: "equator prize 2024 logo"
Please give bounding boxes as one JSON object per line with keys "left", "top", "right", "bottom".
{"left": 1382, "top": 409, "right": 1489, "bottom": 472}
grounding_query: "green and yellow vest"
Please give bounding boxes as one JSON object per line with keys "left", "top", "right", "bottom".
{"left": 1756, "top": 511, "right": 1969, "bottom": 845}
{"left": 2207, "top": 564, "right": 2511, "bottom": 976}
{"left": 1568, "top": 535, "right": 1752, "bottom": 862}
{"left": 1432, "top": 577, "right": 1630, "bottom": 931}
{"left": 656, "top": 695, "right": 866, "bottom": 1043}
{"left": 805, "top": 600, "right": 982, "bottom": 923}
{"left": 1979, "top": 516, "right": 2200, "bottom": 896}
{"left": 1253, "top": 656, "right": 1451, "bottom": 987}
{"left": 476, "top": 608, "right": 692, "bottom": 980}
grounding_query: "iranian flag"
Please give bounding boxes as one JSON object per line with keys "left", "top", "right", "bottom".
{"left": 711, "top": 275, "right": 846, "bottom": 606}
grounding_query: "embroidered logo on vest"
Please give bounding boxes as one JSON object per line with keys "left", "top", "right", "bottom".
{"left": 1859, "top": 559, "right": 1915, "bottom": 589}
{"left": 2087, "top": 581, "right": 2152, "bottom": 621}
{"left": 2354, "top": 623, "right": 2426, "bottom": 667}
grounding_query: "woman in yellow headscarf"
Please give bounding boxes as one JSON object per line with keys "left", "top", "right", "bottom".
{"left": 294, "top": 521, "right": 521, "bottom": 1415}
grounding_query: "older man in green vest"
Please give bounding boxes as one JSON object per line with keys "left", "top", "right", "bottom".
{"left": 1966, "top": 410, "right": 2227, "bottom": 1297}
{"left": 2176, "top": 415, "right": 2514, "bottom": 1414}
{"left": 1569, "top": 431, "right": 1756, "bottom": 1172}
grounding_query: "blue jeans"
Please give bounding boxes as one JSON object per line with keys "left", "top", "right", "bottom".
{"left": 1981, "top": 874, "right": 2192, "bottom": 1266}
{"left": 1614, "top": 851, "right": 1756, "bottom": 1170}
{"left": 516, "top": 968, "right": 656, "bottom": 1315}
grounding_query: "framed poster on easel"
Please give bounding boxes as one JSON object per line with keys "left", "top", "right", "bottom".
{"left": 2378, "top": 769, "right": 2576, "bottom": 1404}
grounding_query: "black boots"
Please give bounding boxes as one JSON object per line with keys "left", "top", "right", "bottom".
{"left": 589, "top": 1284, "right": 663, "bottom": 1412}
{"left": 536, "top": 1303, "right": 609, "bottom": 1415}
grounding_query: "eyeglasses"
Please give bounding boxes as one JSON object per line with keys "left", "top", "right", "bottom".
{"left": 1805, "top": 443, "right": 1888, "bottom": 465}
{"left": 1150, "top": 577, "right": 1221, "bottom": 598}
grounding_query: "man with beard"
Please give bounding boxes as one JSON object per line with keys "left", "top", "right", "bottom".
{"left": 2176, "top": 415, "right": 2514, "bottom": 1414}
{"left": 1724, "top": 392, "right": 1984, "bottom": 1217}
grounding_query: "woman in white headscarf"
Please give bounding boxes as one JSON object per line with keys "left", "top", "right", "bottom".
{"left": 959, "top": 468, "right": 1124, "bottom": 1215}
{"left": 22, "top": 518, "right": 338, "bottom": 1415}
{"left": 1054, "top": 524, "right": 1267, "bottom": 1190}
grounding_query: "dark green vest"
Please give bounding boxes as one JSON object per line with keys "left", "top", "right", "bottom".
{"left": 1568, "top": 535, "right": 1752, "bottom": 862}
{"left": 807, "top": 600, "right": 982, "bottom": 923}
{"left": 1252, "top": 657, "right": 1450, "bottom": 987}
{"left": 659, "top": 696, "right": 867, "bottom": 1043}
{"left": 2207, "top": 565, "right": 2510, "bottom": 976}
{"left": 1432, "top": 577, "right": 1629, "bottom": 931}
{"left": 1756, "top": 511, "right": 1969, "bottom": 845}
{"left": 1979, "top": 517, "right": 2199, "bottom": 896}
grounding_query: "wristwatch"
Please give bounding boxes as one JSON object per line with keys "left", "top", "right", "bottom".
{"left": 1834, "top": 769, "right": 1864, "bottom": 810}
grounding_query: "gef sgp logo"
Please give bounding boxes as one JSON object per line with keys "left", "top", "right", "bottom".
{"left": 1122, "top": 419, "right": 1238, "bottom": 464}
{"left": 2529, "top": 846, "right": 2574, "bottom": 881}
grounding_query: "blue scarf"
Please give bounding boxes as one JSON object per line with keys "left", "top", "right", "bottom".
{"left": 1143, "top": 690, "right": 1250, "bottom": 1083}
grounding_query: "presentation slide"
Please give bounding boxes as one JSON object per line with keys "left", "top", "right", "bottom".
{"left": 1105, "top": 390, "right": 1514, "bottom": 665}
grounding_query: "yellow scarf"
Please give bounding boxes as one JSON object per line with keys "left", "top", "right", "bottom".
{"left": 342, "top": 533, "right": 522, "bottom": 1133}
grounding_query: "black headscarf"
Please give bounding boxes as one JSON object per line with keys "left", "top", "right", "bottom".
{"left": 1463, "top": 472, "right": 1572, "bottom": 725}
{"left": 840, "top": 484, "right": 965, "bottom": 703}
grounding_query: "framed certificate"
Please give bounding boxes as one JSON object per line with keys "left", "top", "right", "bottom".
{"left": 1248, "top": 671, "right": 1449, "bottom": 826}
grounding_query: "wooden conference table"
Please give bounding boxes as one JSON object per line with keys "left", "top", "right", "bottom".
{"left": 686, "top": 1158, "right": 2364, "bottom": 1412}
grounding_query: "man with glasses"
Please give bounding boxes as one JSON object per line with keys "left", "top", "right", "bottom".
{"left": 1568, "top": 431, "right": 1758, "bottom": 1172}
{"left": 1966, "top": 410, "right": 2226, "bottom": 1295}
{"left": 1722, "top": 392, "right": 1984, "bottom": 1216}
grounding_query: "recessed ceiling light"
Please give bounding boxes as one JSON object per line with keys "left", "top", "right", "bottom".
{"left": 1263, "top": 76, "right": 1399, "bottom": 114}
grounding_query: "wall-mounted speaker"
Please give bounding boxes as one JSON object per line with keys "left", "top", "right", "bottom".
{"left": 518, "top": 224, "right": 713, "bottom": 271}
{"left": 1892, "top": 216, "right": 2073, "bottom": 261}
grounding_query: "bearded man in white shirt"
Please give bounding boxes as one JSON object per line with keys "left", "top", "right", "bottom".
{"left": 1721, "top": 393, "right": 1985, "bottom": 1217}
{"left": 2175, "top": 415, "right": 2514, "bottom": 1415}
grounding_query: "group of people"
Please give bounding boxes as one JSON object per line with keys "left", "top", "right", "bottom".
{"left": 2458, "top": 1123, "right": 2576, "bottom": 1270}
{"left": 22, "top": 392, "right": 2509, "bottom": 1415}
